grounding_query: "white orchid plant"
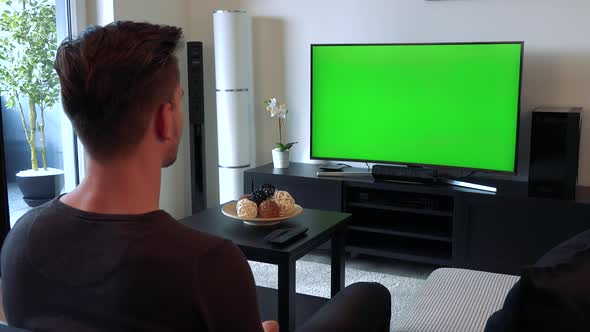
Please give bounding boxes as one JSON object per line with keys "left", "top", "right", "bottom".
{"left": 265, "top": 97, "right": 297, "bottom": 152}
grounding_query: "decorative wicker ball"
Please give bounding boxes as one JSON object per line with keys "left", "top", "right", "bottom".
{"left": 259, "top": 200, "right": 280, "bottom": 218}
{"left": 273, "top": 190, "right": 296, "bottom": 216}
{"left": 259, "top": 184, "right": 276, "bottom": 200}
{"left": 236, "top": 198, "right": 258, "bottom": 218}
{"left": 250, "top": 189, "right": 267, "bottom": 205}
{"left": 239, "top": 194, "right": 251, "bottom": 201}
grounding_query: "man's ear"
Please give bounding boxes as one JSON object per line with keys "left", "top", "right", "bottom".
{"left": 155, "top": 102, "right": 173, "bottom": 141}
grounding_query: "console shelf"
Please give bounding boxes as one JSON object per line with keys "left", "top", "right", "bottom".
{"left": 348, "top": 225, "right": 452, "bottom": 242}
{"left": 345, "top": 185, "right": 455, "bottom": 264}
{"left": 346, "top": 246, "right": 452, "bottom": 266}
{"left": 347, "top": 232, "right": 452, "bottom": 266}
{"left": 347, "top": 202, "right": 453, "bottom": 217}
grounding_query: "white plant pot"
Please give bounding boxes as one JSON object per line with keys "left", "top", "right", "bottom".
{"left": 272, "top": 149, "right": 290, "bottom": 168}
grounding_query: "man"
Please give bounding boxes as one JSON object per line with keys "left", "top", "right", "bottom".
{"left": 0, "top": 21, "right": 276, "bottom": 332}
{"left": 1, "top": 21, "right": 391, "bottom": 332}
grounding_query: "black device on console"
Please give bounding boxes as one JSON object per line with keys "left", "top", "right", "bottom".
{"left": 371, "top": 165, "right": 438, "bottom": 184}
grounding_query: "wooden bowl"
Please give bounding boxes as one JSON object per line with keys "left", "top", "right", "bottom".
{"left": 222, "top": 201, "right": 303, "bottom": 226}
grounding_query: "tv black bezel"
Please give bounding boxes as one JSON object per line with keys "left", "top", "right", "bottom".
{"left": 309, "top": 41, "right": 524, "bottom": 175}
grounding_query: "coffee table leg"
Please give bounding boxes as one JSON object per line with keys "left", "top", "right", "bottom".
{"left": 278, "top": 260, "right": 296, "bottom": 332}
{"left": 331, "top": 227, "right": 346, "bottom": 297}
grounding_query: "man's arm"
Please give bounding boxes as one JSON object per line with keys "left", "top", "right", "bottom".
{"left": 262, "top": 320, "right": 279, "bottom": 332}
{"left": 193, "top": 240, "right": 267, "bottom": 332}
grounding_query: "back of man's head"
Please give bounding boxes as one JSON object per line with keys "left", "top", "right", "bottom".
{"left": 54, "top": 21, "right": 183, "bottom": 161}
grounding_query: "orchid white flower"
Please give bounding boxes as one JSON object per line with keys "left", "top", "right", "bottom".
{"left": 265, "top": 98, "right": 288, "bottom": 118}
{"left": 277, "top": 103, "right": 287, "bottom": 119}
{"left": 264, "top": 97, "right": 297, "bottom": 151}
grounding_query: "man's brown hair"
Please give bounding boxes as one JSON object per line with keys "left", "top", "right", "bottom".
{"left": 54, "top": 21, "right": 183, "bottom": 160}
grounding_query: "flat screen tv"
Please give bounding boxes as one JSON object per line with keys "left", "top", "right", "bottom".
{"left": 310, "top": 42, "right": 524, "bottom": 173}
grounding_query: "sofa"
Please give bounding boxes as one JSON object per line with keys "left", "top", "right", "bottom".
{"left": 396, "top": 268, "right": 519, "bottom": 331}
{"left": 397, "top": 228, "right": 590, "bottom": 332}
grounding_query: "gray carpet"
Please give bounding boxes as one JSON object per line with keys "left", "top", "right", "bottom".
{"left": 249, "top": 260, "right": 425, "bottom": 331}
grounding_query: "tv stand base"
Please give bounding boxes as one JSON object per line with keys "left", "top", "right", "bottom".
{"left": 441, "top": 178, "right": 497, "bottom": 193}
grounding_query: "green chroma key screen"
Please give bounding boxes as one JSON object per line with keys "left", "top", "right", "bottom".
{"left": 311, "top": 42, "right": 523, "bottom": 173}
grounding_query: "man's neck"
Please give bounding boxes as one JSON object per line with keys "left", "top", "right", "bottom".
{"left": 61, "top": 158, "right": 162, "bottom": 215}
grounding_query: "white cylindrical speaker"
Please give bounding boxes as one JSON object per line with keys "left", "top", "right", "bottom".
{"left": 218, "top": 168, "right": 244, "bottom": 205}
{"left": 213, "top": 10, "right": 254, "bottom": 204}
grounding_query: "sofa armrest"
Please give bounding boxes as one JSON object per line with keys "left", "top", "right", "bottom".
{"left": 396, "top": 268, "right": 519, "bottom": 332}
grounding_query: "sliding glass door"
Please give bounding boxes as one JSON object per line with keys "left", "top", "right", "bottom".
{"left": 0, "top": 0, "right": 82, "bottom": 228}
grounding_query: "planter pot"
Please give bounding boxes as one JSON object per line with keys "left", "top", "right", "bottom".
{"left": 16, "top": 168, "right": 65, "bottom": 207}
{"left": 272, "top": 149, "right": 290, "bottom": 169}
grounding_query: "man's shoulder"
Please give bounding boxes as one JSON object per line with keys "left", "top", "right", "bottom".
{"left": 9, "top": 199, "right": 231, "bottom": 257}
{"left": 1, "top": 202, "right": 48, "bottom": 270}
{"left": 7, "top": 201, "right": 49, "bottom": 237}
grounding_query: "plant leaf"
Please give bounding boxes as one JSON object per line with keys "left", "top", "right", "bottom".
{"left": 284, "top": 142, "right": 298, "bottom": 150}
{"left": 0, "top": 0, "right": 59, "bottom": 170}
{"left": 275, "top": 142, "right": 297, "bottom": 151}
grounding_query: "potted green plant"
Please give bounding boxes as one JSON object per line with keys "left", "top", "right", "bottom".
{"left": 265, "top": 97, "right": 297, "bottom": 168}
{"left": 0, "top": 0, "right": 63, "bottom": 207}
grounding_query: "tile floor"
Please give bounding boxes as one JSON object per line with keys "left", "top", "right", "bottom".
{"left": 7, "top": 182, "right": 31, "bottom": 227}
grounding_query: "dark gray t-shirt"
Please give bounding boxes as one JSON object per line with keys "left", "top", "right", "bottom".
{"left": 0, "top": 197, "right": 263, "bottom": 332}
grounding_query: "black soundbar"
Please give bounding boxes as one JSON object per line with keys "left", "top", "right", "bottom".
{"left": 371, "top": 165, "right": 438, "bottom": 184}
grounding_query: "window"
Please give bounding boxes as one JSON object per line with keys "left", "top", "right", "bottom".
{"left": 0, "top": 0, "right": 82, "bottom": 227}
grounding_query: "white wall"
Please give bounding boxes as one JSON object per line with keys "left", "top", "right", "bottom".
{"left": 189, "top": 0, "right": 590, "bottom": 187}
{"left": 112, "top": 0, "right": 192, "bottom": 218}
{"left": 86, "top": 0, "right": 113, "bottom": 26}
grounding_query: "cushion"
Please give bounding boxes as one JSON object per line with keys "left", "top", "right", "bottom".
{"left": 485, "top": 229, "right": 590, "bottom": 332}
{"left": 483, "top": 280, "right": 522, "bottom": 332}
{"left": 519, "top": 229, "right": 590, "bottom": 331}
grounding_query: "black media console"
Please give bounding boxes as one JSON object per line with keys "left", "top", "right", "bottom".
{"left": 244, "top": 163, "right": 590, "bottom": 275}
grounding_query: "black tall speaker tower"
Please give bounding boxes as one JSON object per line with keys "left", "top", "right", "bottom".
{"left": 528, "top": 107, "right": 582, "bottom": 200}
{"left": 187, "top": 42, "right": 206, "bottom": 212}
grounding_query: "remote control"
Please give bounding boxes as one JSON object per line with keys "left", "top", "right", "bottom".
{"left": 265, "top": 227, "right": 309, "bottom": 245}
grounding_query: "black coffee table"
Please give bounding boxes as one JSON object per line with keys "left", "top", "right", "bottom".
{"left": 179, "top": 206, "right": 350, "bottom": 332}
